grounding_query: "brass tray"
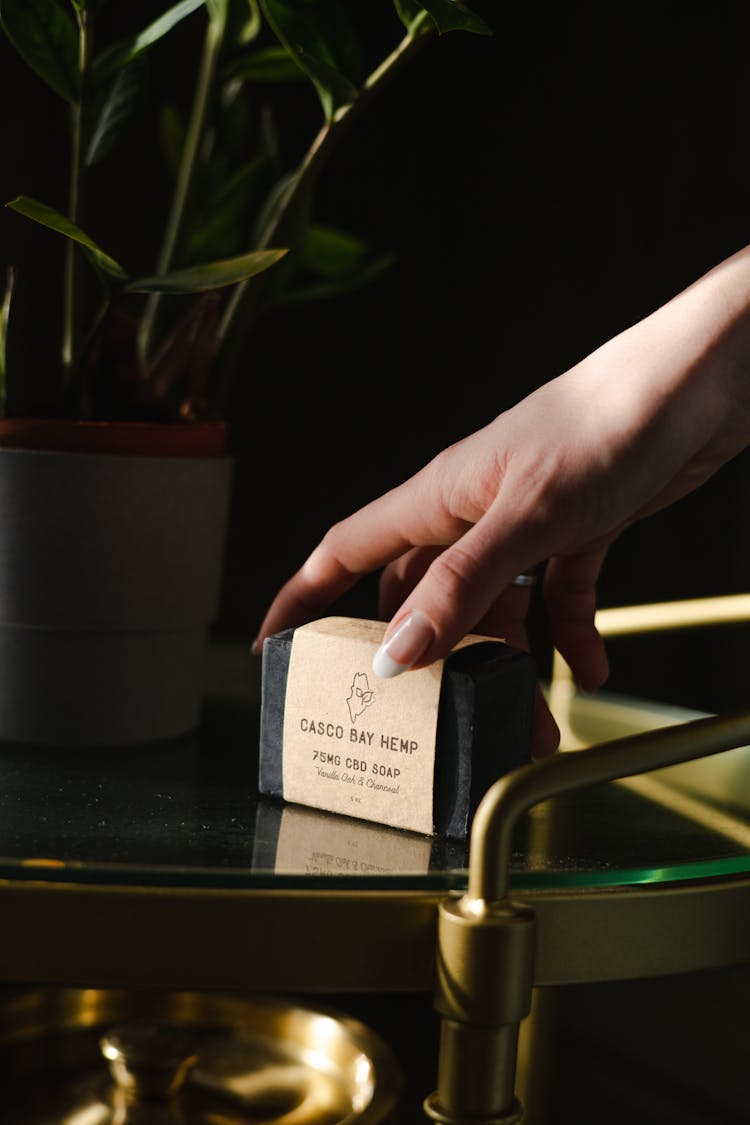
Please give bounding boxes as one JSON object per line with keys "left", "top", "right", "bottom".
{"left": 0, "top": 987, "right": 402, "bottom": 1124}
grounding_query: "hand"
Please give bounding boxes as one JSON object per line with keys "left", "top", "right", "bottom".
{"left": 254, "top": 247, "right": 750, "bottom": 757}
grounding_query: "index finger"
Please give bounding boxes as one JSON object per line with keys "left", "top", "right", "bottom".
{"left": 252, "top": 472, "right": 471, "bottom": 646}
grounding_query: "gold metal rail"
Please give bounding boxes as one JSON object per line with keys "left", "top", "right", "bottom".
{"left": 425, "top": 593, "right": 750, "bottom": 1124}
{"left": 468, "top": 709, "right": 750, "bottom": 906}
{"left": 550, "top": 593, "right": 750, "bottom": 748}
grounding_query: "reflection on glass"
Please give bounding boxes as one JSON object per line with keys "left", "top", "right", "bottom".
{"left": 256, "top": 801, "right": 435, "bottom": 876}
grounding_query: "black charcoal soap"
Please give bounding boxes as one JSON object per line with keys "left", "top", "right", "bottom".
{"left": 258, "top": 618, "right": 536, "bottom": 839}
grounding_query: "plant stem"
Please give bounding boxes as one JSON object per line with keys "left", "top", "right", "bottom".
{"left": 137, "top": 14, "right": 225, "bottom": 369}
{"left": 210, "top": 22, "right": 435, "bottom": 413}
{"left": 217, "top": 23, "right": 435, "bottom": 348}
{"left": 62, "top": 7, "right": 91, "bottom": 393}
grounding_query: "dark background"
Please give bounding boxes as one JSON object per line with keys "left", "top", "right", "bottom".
{"left": 1, "top": 0, "right": 749, "bottom": 715}
{"left": 1, "top": 6, "right": 749, "bottom": 1121}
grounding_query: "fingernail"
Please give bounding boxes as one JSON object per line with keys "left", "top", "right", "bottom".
{"left": 250, "top": 635, "right": 261, "bottom": 656}
{"left": 372, "top": 611, "right": 435, "bottom": 678}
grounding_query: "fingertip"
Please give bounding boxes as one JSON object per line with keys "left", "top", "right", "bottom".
{"left": 372, "top": 648, "right": 408, "bottom": 679}
{"left": 531, "top": 688, "right": 561, "bottom": 759}
{"left": 576, "top": 652, "right": 610, "bottom": 694}
{"left": 372, "top": 610, "right": 436, "bottom": 679}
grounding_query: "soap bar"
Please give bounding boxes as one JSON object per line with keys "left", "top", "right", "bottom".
{"left": 258, "top": 617, "right": 536, "bottom": 839}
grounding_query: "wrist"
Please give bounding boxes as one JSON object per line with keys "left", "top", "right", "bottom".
{"left": 690, "top": 245, "right": 750, "bottom": 421}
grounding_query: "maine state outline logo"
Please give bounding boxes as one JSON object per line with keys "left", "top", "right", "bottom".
{"left": 347, "top": 671, "right": 375, "bottom": 723}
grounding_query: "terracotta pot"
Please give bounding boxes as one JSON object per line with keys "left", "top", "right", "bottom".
{"left": 0, "top": 419, "right": 233, "bottom": 746}
{"left": 0, "top": 417, "right": 228, "bottom": 457}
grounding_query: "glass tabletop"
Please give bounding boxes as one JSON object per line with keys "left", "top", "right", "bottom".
{"left": 0, "top": 640, "right": 748, "bottom": 894}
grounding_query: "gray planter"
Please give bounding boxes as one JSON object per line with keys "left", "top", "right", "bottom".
{"left": 0, "top": 446, "right": 233, "bottom": 746}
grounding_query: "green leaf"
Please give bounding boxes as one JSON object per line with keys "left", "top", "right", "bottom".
{"left": 289, "top": 47, "right": 358, "bottom": 121}
{"left": 127, "top": 0, "right": 205, "bottom": 59}
{"left": 299, "top": 225, "right": 367, "bottom": 280}
{"left": 393, "top": 0, "right": 427, "bottom": 33}
{"left": 235, "top": 0, "right": 261, "bottom": 44}
{"left": 276, "top": 252, "right": 397, "bottom": 307}
{"left": 5, "top": 196, "right": 127, "bottom": 281}
{"left": 183, "top": 151, "right": 274, "bottom": 261}
{"left": 251, "top": 169, "right": 298, "bottom": 246}
{"left": 0, "top": 0, "right": 79, "bottom": 102}
{"left": 87, "top": 0, "right": 206, "bottom": 166}
{"left": 85, "top": 53, "right": 147, "bottom": 165}
{"left": 125, "top": 248, "right": 288, "bottom": 294}
{"left": 418, "top": 0, "right": 493, "bottom": 36}
{"left": 93, "top": 0, "right": 205, "bottom": 77}
{"left": 224, "top": 44, "right": 307, "bottom": 83}
{"left": 260, "top": 0, "right": 361, "bottom": 121}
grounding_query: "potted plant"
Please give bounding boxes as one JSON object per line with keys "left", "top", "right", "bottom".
{"left": 0, "top": 0, "right": 491, "bottom": 746}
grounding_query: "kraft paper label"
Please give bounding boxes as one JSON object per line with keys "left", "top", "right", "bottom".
{"left": 274, "top": 805, "right": 432, "bottom": 875}
{"left": 282, "top": 617, "right": 442, "bottom": 833}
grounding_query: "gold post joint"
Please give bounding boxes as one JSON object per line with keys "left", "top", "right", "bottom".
{"left": 424, "top": 895, "right": 537, "bottom": 1121}
{"left": 434, "top": 896, "right": 537, "bottom": 1025}
{"left": 423, "top": 1090, "right": 523, "bottom": 1124}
